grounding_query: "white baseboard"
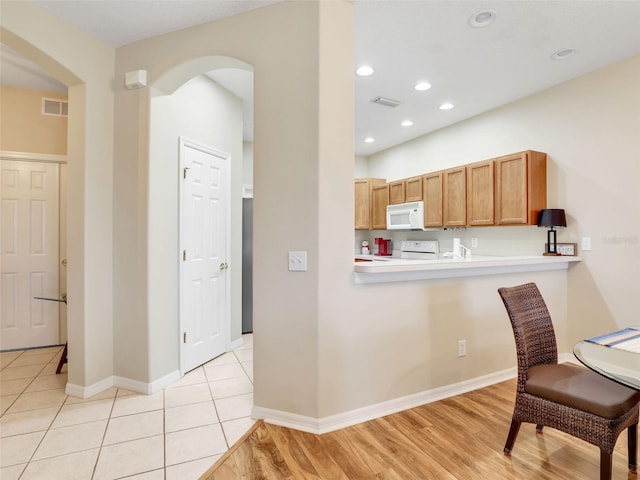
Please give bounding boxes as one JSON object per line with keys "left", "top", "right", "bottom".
{"left": 65, "top": 353, "right": 579, "bottom": 418}
{"left": 112, "top": 376, "right": 148, "bottom": 394}
{"left": 66, "top": 376, "right": 115, "bottom": 398}
{"left": 228, "top": 337, "right": 244, "bottom": 352}
{"left": 113, "top": 370, "right": 181, "bottom": 394}
{"left": 253, "top": 365, "right": 518, "bottom": 435}
{"left": 65, "top": 369, "right": 181, "bottom": 398}
{"left": 147, "top": 370, "right": 182, "bottom": 393}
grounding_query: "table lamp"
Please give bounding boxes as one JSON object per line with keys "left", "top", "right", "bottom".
{"left": 537, "top": 209, "right": 567, "bottom": 255}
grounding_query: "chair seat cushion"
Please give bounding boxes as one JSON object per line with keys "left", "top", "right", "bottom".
{"left": 525, "top": 363, "right": 640, "bottom": 419}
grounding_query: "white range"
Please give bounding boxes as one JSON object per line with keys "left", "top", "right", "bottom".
{"left": 399, "top": 240, "right": 439, "bottom": 260}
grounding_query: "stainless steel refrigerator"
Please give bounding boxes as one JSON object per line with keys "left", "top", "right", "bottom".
{"left": 242, "top": 197, "right": 253, "bottom": 333}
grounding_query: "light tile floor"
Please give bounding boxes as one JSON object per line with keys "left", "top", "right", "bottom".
{"left": 0, "top": 334, "right": 255, "bottom": 480}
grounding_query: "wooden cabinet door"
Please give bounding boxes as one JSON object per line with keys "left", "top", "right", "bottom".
{"left": 354, "top": 179, "right": 371, "bottom": 230}
{"left": 371, "top": 184, "right": 389, "bottom": 230}
{"left": 354, "top": 178, "right": 385, "bottom": 230}
{"left": 405, "top": 176, "right": 423, "bottom": 202}
{"left": 388, "top": 180, "right": 405, "bottom": 205}
{"left": 466, "top": 160, "right": 494, "bottom": 226}
{"left": 422, "top": 171, "right": 443, "bottom": 227}
{"left": 495, "top": 151, "right": 546, "bottom": 225}
{"left": 443, "top": 167, "right": 466, "bottom": 226}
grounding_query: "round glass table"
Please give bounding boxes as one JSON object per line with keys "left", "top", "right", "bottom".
{"left": 574, "top": 337, "right": 640, "bottom": 390}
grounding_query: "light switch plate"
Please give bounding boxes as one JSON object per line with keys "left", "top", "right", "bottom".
{"left": 288, "top": 251, "right": 307, "bottom": 271}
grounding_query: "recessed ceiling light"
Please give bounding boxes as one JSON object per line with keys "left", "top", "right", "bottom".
{"left": 364, "top": 137, "right": 375, "bottom": 143}
{"left": 356, "top": 65, "right": 374, "bottom": 76}
{"left": 401, "top": 120, "right": 414, "bottom": 127}
{"left": 439, "top": 103, "right": 454, "bottom": 110}
{"left": 469, "top": 9, "right": 497, "bottom": 28}
{"left": 551, "top": 47, "right": 579, "bottom": 60}
{"left": 414, "top": 81, "right": 432, "bottom": 91}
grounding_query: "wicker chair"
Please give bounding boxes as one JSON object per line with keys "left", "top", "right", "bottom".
{"left": 498, "top": 282, "right": 640, "bottom": 480}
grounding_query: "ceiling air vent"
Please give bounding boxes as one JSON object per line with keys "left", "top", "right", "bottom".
{"left": 370, "top": 96, "right": 401, "bottom": 108}
{"left": 42, "top": 98, "right": 68, "bottom": 117}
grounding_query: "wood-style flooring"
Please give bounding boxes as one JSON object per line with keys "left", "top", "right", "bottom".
{"left": 201, "top": 379, "right": 635, "bottom": 479}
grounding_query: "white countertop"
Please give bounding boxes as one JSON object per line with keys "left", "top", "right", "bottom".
{"left": 353, "top": 254, "right": 581, "bottom": 283}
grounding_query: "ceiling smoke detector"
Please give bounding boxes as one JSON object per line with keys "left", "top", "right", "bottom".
{"left": 469, "top": 9, "right": 497, "bottom": 28}
{"left": 371, "top": 96, "right": 401, "bottom": 107}
{"left": 551, "top": 47, "right": 579, "bottom": 60}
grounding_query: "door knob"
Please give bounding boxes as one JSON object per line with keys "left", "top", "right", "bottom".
{"left": 219, "top": 262, "right": 228, "bottom": 270}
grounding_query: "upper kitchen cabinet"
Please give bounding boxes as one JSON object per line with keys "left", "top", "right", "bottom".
{"left": 495, "top": 151, "right": 547, "bottom": 225}
{"left": 371, "top": 183, "right": 390, "bottom": 230}
{"left": 443, "top": 166, "right": 466, "bottom": 227}
{"left": 388, "top": 180, "right": 406, "bottom": 205}
{"left": 422, "top": 171, "right": 443, "bottom": 227}
{"left": 355, "top": 178, "right": 386, "bottom": 230}
{"left": 466, "top": 160, "right": 494, "bottom": 226}
{"left": 405, "top": 176, "right": 423, "bottom": 202}
{"left": 389, "top": 175, "right": 423, "bottom": 204}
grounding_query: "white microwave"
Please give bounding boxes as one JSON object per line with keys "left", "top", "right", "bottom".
{"left": 386, "top": 201, "right": 425, "bottom": 230}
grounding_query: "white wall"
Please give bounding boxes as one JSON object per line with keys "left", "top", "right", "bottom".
{"left": 1, "top": 2, "right": 115, "bottom": 391}
{"left": 145, "top": 76, "right": 244, "bottom": 380}
{"left": 354, "top": 154, "right": 369, "bottom": 177}
{"left": 8, "top": 0, "right": 634, "bottom": 429}
{"left": 243, "top": 141, "right": 253, "bottom": 187}
{"left": 113, "top": 1, "right": 355, "bottom": 416}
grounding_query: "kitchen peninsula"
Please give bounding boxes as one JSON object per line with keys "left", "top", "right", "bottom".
{"left": 353, "top": 254, "right": 581, "bottom": 284}
{"left": 352, "top": 149, "right": 581, "bottom": 283}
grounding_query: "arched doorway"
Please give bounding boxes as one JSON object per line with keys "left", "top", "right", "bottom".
{"left": 1, "top": 22, "right": 116, "bottom": 395}
{"left": 126, "top": 56, "right": 254, "bottom": 381}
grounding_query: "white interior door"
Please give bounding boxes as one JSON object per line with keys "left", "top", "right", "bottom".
{"left": 179, "top": 137, "right": 229, "bottom": 373}
{"left": 1, "top": 160, "right": 60, "bottom": 350}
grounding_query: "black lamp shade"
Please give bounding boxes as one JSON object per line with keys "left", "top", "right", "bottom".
{"left": 537, "top": 209, "right": 567, "bottom": 228}
{"left": 538, "top": 209, "right": 566, "bottom": 254}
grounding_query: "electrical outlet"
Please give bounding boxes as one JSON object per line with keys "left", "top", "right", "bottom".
{"left": 582, "top": 237, "right": 592, "bottom": 251}
{"left": 288, "top": 251, "right": 307, "bottom": 271}
{"left": 458, "top": 339, "right": 467, "bottom": 357}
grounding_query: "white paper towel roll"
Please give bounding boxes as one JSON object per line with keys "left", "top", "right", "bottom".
{"left": 453, "top": 238, "right": 461, "bottom": 257}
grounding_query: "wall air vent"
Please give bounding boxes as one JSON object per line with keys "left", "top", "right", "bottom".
{"left": 370, "top": 96, "right": 401, "bottom": 108}
{"left": 42, "top": 98, "right": 68, "bottom": 117}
